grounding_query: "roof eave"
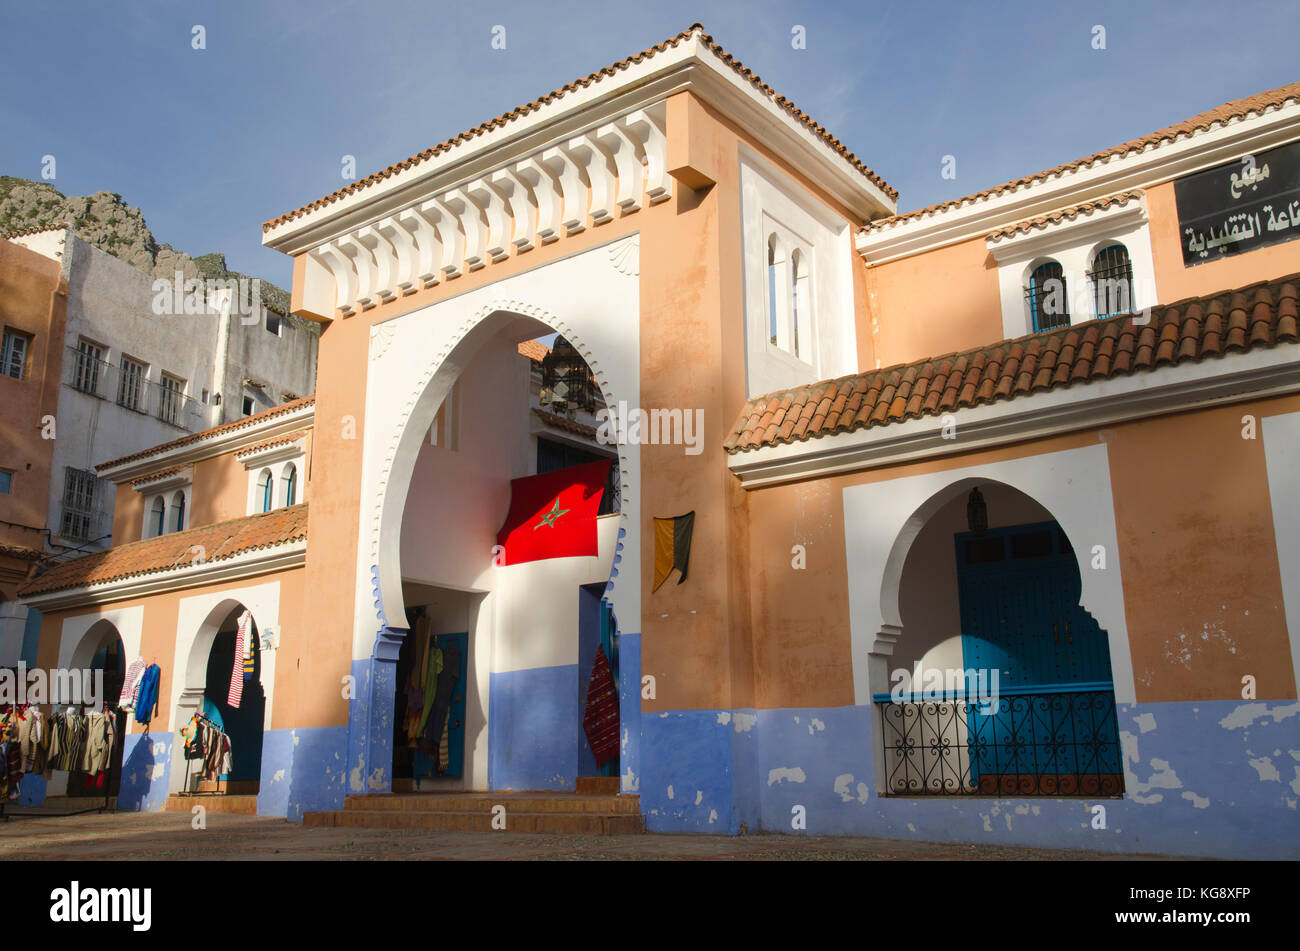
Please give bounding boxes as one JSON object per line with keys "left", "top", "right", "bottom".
{"left": 263, "top": 37, "right": 894, "bottom": 255}
{"left": 857, "top": 98, "right": 1300, "bottom": 265}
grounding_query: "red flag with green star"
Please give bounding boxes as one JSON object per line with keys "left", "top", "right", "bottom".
{"left": 495, "top": 459, "right": 612, "bottom": 565}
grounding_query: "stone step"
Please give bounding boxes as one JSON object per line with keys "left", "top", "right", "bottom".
{"left": 303, "top": 808, "right": 644, "bottom": 834}
{"left": 164, "top": 794, "right": 259, "bottom": 815}
{"left": 340, "top": 792, "right": 641, "bottom": 815}
{"left": 575, "top": 776, "right": 621, "bottom": 795}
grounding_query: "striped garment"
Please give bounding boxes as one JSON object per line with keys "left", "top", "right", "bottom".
{"left": 118, "top": 657, "right": 146, "bottom": 709}
{"left": 227, "top": 611, "right": 251, "bottom": 708}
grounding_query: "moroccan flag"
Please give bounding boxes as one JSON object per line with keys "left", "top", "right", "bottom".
{"left": 495, "top": 459, "right": 611, "bottom": 565}
{"left": 652, "top": 511, "right": 695, "bottom": 592}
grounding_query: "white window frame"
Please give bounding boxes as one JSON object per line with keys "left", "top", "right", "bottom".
{"left": 988, "top": 198, "right": 1159, "bottom": 339}
{"left": 2, "top": 329, "right": 30, "bottom": 380}
{"left": 740, "top": 144, "right": 856, "bottom": 398}
{"left": 117, "top": 356, "right": 148, "bottom": 412}
{"left": 239, "top": 438, "right": 307, "bottom": 515}
{"left": 134, "top": 468, "right": 193, "bottom": 538}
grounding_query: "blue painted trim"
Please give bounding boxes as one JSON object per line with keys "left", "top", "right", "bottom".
{"left": 873, "top": 681, "right": 1117, "bottom": 703}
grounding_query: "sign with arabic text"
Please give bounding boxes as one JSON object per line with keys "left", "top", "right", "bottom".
{"left": 1174, "top": 139, "right": 1300, "bottom": 266}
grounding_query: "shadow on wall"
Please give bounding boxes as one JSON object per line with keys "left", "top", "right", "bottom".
{"left": 116, "top": 732, "right": 169, "bottom": 811}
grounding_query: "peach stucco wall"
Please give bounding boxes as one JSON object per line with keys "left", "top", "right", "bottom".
{"left": 0, "top": 239, "right": 67, "bottom": 596}
{"left": 860, "top": 236, "right": 1003, "bottom": 371}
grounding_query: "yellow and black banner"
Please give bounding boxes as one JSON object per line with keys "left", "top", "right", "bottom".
{"left": 652, "top": 511, "right": 695, "bottom": 592}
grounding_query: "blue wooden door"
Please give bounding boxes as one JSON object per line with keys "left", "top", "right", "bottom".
{"left": 954, "top": 522, "right": 1121, "bottom": 788}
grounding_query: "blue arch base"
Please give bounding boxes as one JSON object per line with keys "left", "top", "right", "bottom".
{"left": 344, "top": 624, "right": 407, "bottom": 799}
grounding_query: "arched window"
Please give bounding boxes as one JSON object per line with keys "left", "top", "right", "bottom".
{"left": 1025, "top": 261, "right": 1070, "bottom": 333}
{"left": 790, "top": 249, "right": 806, "bottom": 359}
{"left": 259, "top": 469, "right": 274, "bottom": 513}
{"left": 151, "top": 497, "right": 165, "bottom": 538}
{"left": 767, "top": 234, "right": 781, "bottom": 345}
{"left": 172, "top": 490, "right": 186, "bottom": 532}
{"left": 282, "top": 464, "right": 297, "bottom": 507}
{"left": 1089, "top": 243, "right": 1134, "bottom": 318}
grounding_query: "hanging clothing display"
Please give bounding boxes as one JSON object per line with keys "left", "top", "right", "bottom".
{"left": 417, "top": 643, "right": 444, "bottom": 740}
{"left": 228, "top": 611, "right": 252, "bottom": 708}
{"left": 43, "top": 709, "right": 90, "bottom": 776}
{"left": 82, "top": 711, "right": 117, "bottom": 778}
{"left": 117, "top": 657, "right": 146, "bottom": 710}
{"left": 421, "top": 640, "right": 461, "bottom": 756}
{"left": 16, "top": 707, "right": 46, "bottom": 776}
{"left": 403, "top": 615, "right": 430, "bottom": 745}
{"left": 0, "top": 708, "right": 26, "bottom": 800}
{"left": 133, "top": 665, "right": 161, "bottom": 725}
{"left": 242, "top": 623, "right": 256, "bottom": 682}
{"left": 179, "top": 713, "right": 231, "bottom": 784}
{"left": 582, "top": 645, "right": 619, "bottom": 767}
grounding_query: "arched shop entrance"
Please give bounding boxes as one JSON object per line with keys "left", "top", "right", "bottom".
{"left": 385, "top": 312, "right": 626, "bottom": 793}
{"left": 64, "top": 619, "right": 126, "bottom": 798}
{"left": 176, "top": 603, "right": 265, "bottom": 795}
{"left": 877, "top": 481, "right": 1124, "bottom": 798}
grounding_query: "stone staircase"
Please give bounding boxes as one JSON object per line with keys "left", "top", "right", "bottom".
{"left": 163, "top": 794, "right": 259, "bottom": 815}
{"left": 302, "top": 776, "right": 643, "bottom": 834}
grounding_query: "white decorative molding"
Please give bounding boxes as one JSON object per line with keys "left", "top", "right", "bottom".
{"left": 297, "top": 109, "right": 671, "bottom": 318}
{"left": 131, "top": 466, "right": 193, "bottom": 495}
{"left": 237, "top": 437, "right": 305, "bottom": 469}
{"left": 97, "top": 401, "right": 315, "bottom": 483}
{"left": 607, "top": 234, "right": 640, "bottom": 277}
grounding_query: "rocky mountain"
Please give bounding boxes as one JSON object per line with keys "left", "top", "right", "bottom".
{"left": 0, "top": 176, "right": 301, "bottom": 324}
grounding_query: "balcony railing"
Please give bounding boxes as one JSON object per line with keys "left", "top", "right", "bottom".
{"left": 63, "top": 345, "right": 203, "bottom": 432}
{"left": 876, "top": 687, "right": 1124, "bottom": 797}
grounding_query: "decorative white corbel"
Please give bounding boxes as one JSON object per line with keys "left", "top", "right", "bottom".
{"left": 541, "top": 146, "right": 589, "bottom": 235}
{"left": 309, "top": 243, "right": 356, "bottom": 316}
{"left": 421, "top": 198, "right": 464, "bottom": 279}
{"left": 624, "top": 107, "right": 672, "bottom": 205}
{"left": 467, "top": 179, "right": 511, "bottom": 263}
{"left": 442, "top": 189, "right": 486, "bottom": 271}
{"left": 489, "top": 168, "right": 537, "bottom": 253}
{"left": 357, "top": 226, "right": 397, "bottom": 303}
{"left": 566, "top": 132, "right": 616, "bottom": 225}
{"left": 516, "top": 157, "right": 562, "bottom": 244}
{"left": 377, "top": 215, "right": 419, "bottom": 295}
{"left": 338, "top": 233, "right": 379, "bottom": 310}
{"left": 596, "top": 121, "right": 644, "bottom": 214}
{"left": 401, "top": 206, "right": 443, "bottom": 287}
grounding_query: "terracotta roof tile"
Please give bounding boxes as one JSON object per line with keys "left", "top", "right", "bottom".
{"left": 724, "top": 274, "right": 1300, "bottom": 454}
{"left": 263, "top": 24, "right": 894, "bottom": 233}
{"left": 518, "top": 340, "right": 552, "bottom": 363}
{"left": 985, "top": 192, "right": 1144, "bottom": 242}
{"left": 531, "top": 408, "right": 599, "bottom": 439}
{"left": 97, "top": 396, "right": 315, "bottom": 472}
{"left": 865, "top": 82, "right": 1300, "bottom": 236}
{"left": 2, "top": 221, "right": 71, "bottom": 241}
{"left": 130, "top": 466, "right": 186, "bottom": 488}
{"left": 235, "top": 431, "right": 309, "bottom": 458}
{"left": 19, "top": 505, "right": 309, "bottom": 597}
{"left": 0, "top": 543, "right": 44, "bottom": 562}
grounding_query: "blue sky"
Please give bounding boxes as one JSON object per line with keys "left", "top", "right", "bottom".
{"left": 2, "top": 0, "right": 1296, "bottom": 289}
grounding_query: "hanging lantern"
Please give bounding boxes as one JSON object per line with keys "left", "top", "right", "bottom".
{"left": 541, "top": 337, "right": 594, "bottom": 414}
{"left": 967, "top": 487, "right": 988, "bottom": 537}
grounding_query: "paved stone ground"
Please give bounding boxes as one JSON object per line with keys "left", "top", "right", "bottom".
{"left": 0, "top": 809, "right": 1192, "bottom": 860}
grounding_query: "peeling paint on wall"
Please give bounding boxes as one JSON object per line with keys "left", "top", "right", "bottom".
{"left": 767, "top": 767, "right": 806, "bottom": 786}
